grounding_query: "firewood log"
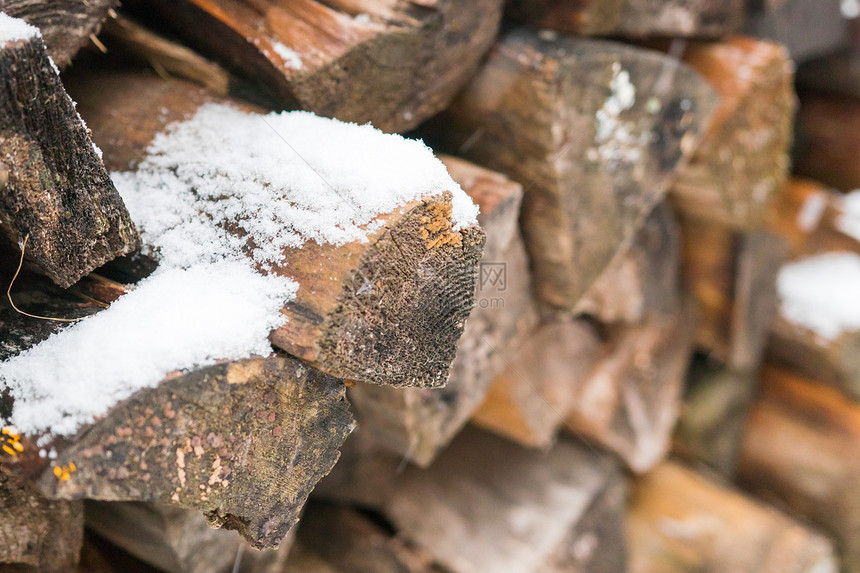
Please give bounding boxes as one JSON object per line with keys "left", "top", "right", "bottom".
{"left": 679, "top": 213, "right": 787, "bottom": 369}
{"left": 629, "top": 461, "right": 839, "bottom": 573}
{"left": 765, "top": 179, "right": 860, "bottom": 400}
{"left": 795, "top": 92, "right": 860, "bottom": 192}
{"left": 744, "top": 0, "right": 848, "bottom": 64}
{"left": 738, "top": 365, "right": 860, "bottom": 573}
{"left": 471, "top": 318, "right": 602, "bottom": 448}
{"left": 672, "top": 357, "right": 756, "bottom": 477}
{"left": 0, "top": 15, "right": 140, "bottom": 288}
{"left": 669, "top": 37, "right": 796, "bottom": 230}
{"left": 508, "top": 0, "right": 743, "bottom": 38}
{"left": 336, "top": 428, "right": 628, "bottom": 573}
{"left": 123, "top": 0, "right": 504, "bottom": 133}
{"left": 577, "top": 203, "right": 681, "bottom": 324}
{"left": 432, "top": 29, "right": 718, "bottom": 311}
{"left": 0, "top": 465, "right": 84, "bottom": 572}
{"left": 65, "top": 70, "right": 485, "bottom": 389}
{"left": 84, "top": 502, "right": 291, "bottom": 573}
{"left": 293, "top": 503, "right": 436, "bottom": 573}
{"left": 348, "top": 155, "right": 537, "bottom": 466}
{"left": 0, "top": 0, "right": 116, "bottom": 68}
{"left": 563, "top": 299, "right": 696, "bottom": 473}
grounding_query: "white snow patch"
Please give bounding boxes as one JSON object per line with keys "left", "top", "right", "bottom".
{"left": 594, "top": 64, "right": 644, "bottom": 166}
{"left": 842, "top": 0, "right": 859, "bottom": 19}
{"left": 3, "top": 262, "right": 295, "bottom": 435}
{"left": 272, "top": 41, "right": 303, "bottom": 70}
{"left": 797, "top": 191, "right": 827, "bottom": 232}
{"left": 2, "top": 104, "right": 476, "bottom": 436}
{"left": 836, "top": 190, "right": 860, "bottom": 242}
{"left": 0, "top": 13, "right": 39, "bottom": 46}
{"left": 777, "top": 252, "right": 860, "bottom": 340}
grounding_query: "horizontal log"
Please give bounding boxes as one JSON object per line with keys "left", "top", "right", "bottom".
{"left": 433, "top": 29, "right": 718, "bottom": 311}
{"left": 348, "top": 155, "right": 537, "bottom": 465}
{"left": 127, "top": 0, "right": 504, "bottom": 132}
{"left": 739, "top": 365, "right": 860, "bottom": 573}
{"left": 669, "top": 36, "right": 796, "bottom": 230}
{"left": 85, "top": 501, "right": 291, "bottom": 573}
{"left": 65, "top": 70, "right": 484, "bottom": 389}
{"left": 795, "top": 91, "right": 860, "bottom": 192}
{"left": 471, "top": 318, "right": 602, "bottom": 448}
{"left": 744, "top": 0, "right": 848, "bottom": 64}
{"left": 629, "top": 461, "right": 839, "bottom": 573}
{"left": 672, "top": 357, "right": 756, "bottom": 477}
{"left": 0, "top": 464, "right": 84, "bottom": 572}
{"left": 1, "top": 0, "right": 116, "bottom": 68}
{"left": 0, "top": 16, "right": 140, "bottom": 288}
{"left": 508, "top": 0, "right": 743, "bottom": 38}
{"left": 564, "top": 299, "right": 696, "bottom": 473}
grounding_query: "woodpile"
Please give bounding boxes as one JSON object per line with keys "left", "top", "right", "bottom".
{"left": 0, "top": 2, "right": 858, "bottom": 572}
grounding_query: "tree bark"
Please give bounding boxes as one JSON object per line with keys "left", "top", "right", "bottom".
{"left": 84, "top": 501, "right": 292, "bottom": 573}
{"left": 0, "top": 26, "right": 139, "bottom": 288}
{"left": 0, "top": 465, "right": 84, "bottom": 573}
{"left": 505, "top": 0, "right": 625, "bottom": 35}
{"left": 125, "top": 0, "right": 504, "bottom": 133}
{"left": 0, "top": 0, "right": 117, "bottom": 69}
{"left": 65, "top": 70, "right": 485, "bottom": 389}
{"left": 669, "top": 37, "right": 796, "bottom": 230}
{"left": 738, "top": 365, "right": 860, "bottom": 573}
{"left": 433, "top": 29, "right": 718, "bottom": 311}
{"left": 629, "top": 461, "right": 839, "bottom": 573}
{"left": 348, "top": 155, "right": 537, "bottom": 466}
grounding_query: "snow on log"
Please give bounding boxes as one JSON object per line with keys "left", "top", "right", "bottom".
{"left": 125, "top": 0, "right": 504, "bottom": 133}
{"left": 1, "top": 0, "right": 117, "bottom": 68}
{"left": 0, "top": 13, "right": 140, "bottom": 288}
{"left": 433, "top": 29, "right": 718, "bottom": 311}
{"left": 739, "top": 365, "right": 860, "bottom": 573}
{"left": 65, "top": 71, "right": 485, "bottom": 389}
{"left": 348, "top": 155, "right": 538, "bottom": 466}
{"left": 669, "top": 37, "right": 796, "bottom": 230}
{"left": 629, "top": 461, "right": 839, "bottom": 573}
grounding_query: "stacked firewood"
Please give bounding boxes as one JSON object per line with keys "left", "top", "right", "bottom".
{"left": 0, "top": 1, "right": 857, "bottom": 572}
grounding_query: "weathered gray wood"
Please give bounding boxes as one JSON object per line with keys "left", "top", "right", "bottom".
{"left": 66, "top": 70, "right": 485, "bottom": 389}
{"left": 128, "top": 0, "right": 504, "bottom": 132}
{"left": 348, "top": 155, "right": 537, "bottom": 466}
{"left": 85, "top": 501, "right": 292, "bottom": 573}
{"left": 0, "top": 0, "right": 117, "bottom": 68}
{"left": 0, "top": 465, "right": 84, "bottom": 572}
{"left": 630, "top": 461, "right": 839, "bottom": 573}
{"left": 0, "top": 24, "right": 139, "bottom": 288}
{"left": 434, "top": 29, "right": 718, "bottom": 311}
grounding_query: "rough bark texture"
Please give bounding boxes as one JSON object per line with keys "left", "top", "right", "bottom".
{"left": 577, "top": 203, "right": 681, "bottom": 324}
{"left": 629, "top": 461, "right": 839, "bottom": 573}
{"left": 471, "top": 318, "right": 602, "bottom": 448}
{"left": 434, "top": 30, "right": 718, "bottom": 311}
{"left": 0, "top": 32, "right": 139, "bottom": 288}
{"left": 0, "top": 465, "right": 84, "bottom": 572}
{"left": 84, "top": 502, "right": 292, "bottom": 573}
{"left": 294, "top": 503, "right": 437, "bottom": 573}
{"left": 744, "top": 0, "right": 848, "bottom": 64}
{"left": 672, "top": 358, "right": 756, "bottom": 477}
{"left": 30, "top": 355, "right": 354, "bottom": 550}
{"left": 739, "top": 365, "right": 860, "bottom": 573}
{"left": 385, "top": 428, "right": 627, "bottom": 573}
{"left": 564, "top": 301, "right": 696, "bottom": 473}
{"left": 669, "top": 37, "right": 796, "bottom": 230}
{"left": 794, "top": 92, "right": 860, "bottom": 192}
{"left": 65, "top": 71, "right": 485, "bottom": 388}
{"left": 128, "top": 0, "right": 504, "bottom": 133}
{"left": 679, "top": 213, "right": 787, "bottom": 369}
{"left": 0, "top": 0, "right": 117, "bottom": 69}
{"left": 505, "top": 0, "right": 625, "bottom": 35}
{"left": 348, "top": 155, "right": 537, "bottom": 466}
